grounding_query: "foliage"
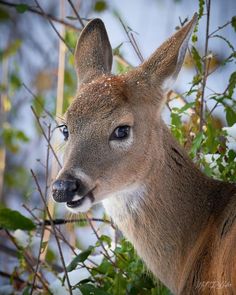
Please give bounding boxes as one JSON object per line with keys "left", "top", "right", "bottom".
{"left": 72, "top": 239, "right": 170, "bottom": 295}
{"left": 0, "top": 207, "right": 35, "bottom": 231}
{"left": 94, "top": 1, "right": 108, "bottom": 12}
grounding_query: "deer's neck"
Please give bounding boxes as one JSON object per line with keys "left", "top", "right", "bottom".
{"left": 103, "top": 122, "right": 234, "bottom": 294}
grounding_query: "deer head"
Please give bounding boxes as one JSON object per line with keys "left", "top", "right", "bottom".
{"left": 52, "top": 15, "right": 198, "bottom": 213}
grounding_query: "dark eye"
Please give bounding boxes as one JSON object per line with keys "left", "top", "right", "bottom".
{"left": 110, "top": 125, "right": 130, "bottom": 141}
{"left": 62, "top": 125, "right": 69, "bottom": 141}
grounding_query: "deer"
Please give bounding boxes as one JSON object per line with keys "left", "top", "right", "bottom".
{"left": 51, "top": 14, "right": 236, "bottom": 294}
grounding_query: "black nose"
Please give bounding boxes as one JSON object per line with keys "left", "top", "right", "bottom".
{"left": 52, "top": 179, "right": 78, "bottom": 202}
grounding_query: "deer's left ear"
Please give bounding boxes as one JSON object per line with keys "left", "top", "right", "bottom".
{"left": 74, "top": 19, "right": 113, "bottom": 85}
{"left": 127, "top": 13, "right": 197, "bottom": 94}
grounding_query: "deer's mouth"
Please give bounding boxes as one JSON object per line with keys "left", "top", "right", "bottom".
{"left": 66, "top": 190, "right": 94, "bottom": 209}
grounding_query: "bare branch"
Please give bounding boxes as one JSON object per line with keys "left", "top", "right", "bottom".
{"left": 0, "top": 243, "right": 63, "bottom": 272}
{"left": 40, "top": 217, "right": 111, "bottom": 226}
{"left": 67, "top": 0, "right": 84, "bottom": 28}
{"left": 0, "top": 270, "right": 42, "bottom": 290}
{"left": 130, "top": 32, "right": 144, "bottom": 62}
{"left": 22, "top": 203, "right": 41, "bottom": 223}
{"left": 34, "top": 0, "right": 73, "bottom": 54}
{"left": 31, "top": 106, "right": 62, "bottom": 168}
{"left": 86, "top": 214, "right": 117, "bottom": 268}
{"left": 31, "top": 169, "right": 73, "bottom": 295}
{"left": 0, "top": 0, "right": 81, "bottom": 32}
{"left": 199, "top": 0, "right": 211, "bottom": 132}
{"left": 30, "top": 125, "right": 51, "bottom": 295}
{"left": 5, "top": 230, "right": 52, "bottom": 293}
{"left": 119, "top": 18, "right": 144, "bottom": 63}
{"left": 23, "top": 83, "right": 58, "bottom": 125}
{"left": 209, "top": 20, "right": 232, "bottom": 37}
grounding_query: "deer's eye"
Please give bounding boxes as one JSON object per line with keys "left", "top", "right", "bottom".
{"left": 62, "top": 125, "right": 69, "bottom": 141}
{"left": 110, "top": 125, "right": 130, "bottom": 141}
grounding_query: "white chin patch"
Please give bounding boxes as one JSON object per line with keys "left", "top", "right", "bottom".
{"left": 66, "top": 197, "right": 92, "bottom": 213}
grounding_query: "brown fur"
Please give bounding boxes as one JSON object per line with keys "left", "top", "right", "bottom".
{"left": 55, "top": 15, "right": 236, "bottom": 294}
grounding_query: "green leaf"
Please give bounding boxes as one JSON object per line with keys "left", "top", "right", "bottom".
{"left": 64, "top": 30, "right": 77, "bottom": 50}
{"left": 225, "top": 107, "right": 236, "bottom": 126}
{"left": 22, "top": 286, "right": 31, "bottom": 295}
{"left": 113, "top": 273, "right": 126, "bottom": 295}
{"left": 2, "top": 126, "right": 29, "bottom": 153}
{"left": 190, "top": 132, "right": 204, "bottom": 157}
{"left": 228, "top": 150, "right": 236, "bottom": 162}
{"left": 67, "top": 246, "right": 93, "bottom": 272}
{"left": 0, "top": 40, "right": 22, "bottom": 61}
{"left": 228, "top": 72, "right": 236, "bottom": 98}
{"left": 0, "top": 7, "right": 10, "bottom": 21}
{"left": 94, "top": 258, "right": 114, "bottom": 275}
{"left": 191, "top": 46, "right": 202, "bottom": 73}
{"left": 64, "top": 70, "right": 75, "bottom": 87}
{"left": 198, "top": 0, "right": 205, "bottom": 19}
{"left": 192, "top": 33, "right": 198, "bottom": 43}
{"left": 112, "top": 42, "right": 123, "bottom": 56}
{"left": 4, "top": 166, "right": 29, "bottom": 189}
{"left": 178, "top": 102, "right": 195, "bottom": 113}
{"left": 94, "top": 1, "right": 107, "bottom": 12}
{"left": 0, "top": 207, "right": 36, "bottom": 231}
{"left": 45, "top": 247, "right": 56, "bottom": 263}
{"left": 231, "top": 16, "right": 236, "bottom": 32}
{"left": 99, "top": 235, "right": 112, "bottom": 247}
{"left": 15, "top": 4, "right": 29, "bottom": 13}
{"left": 66, "top": 16, "right": 78, "bottom": 20}
{"left": 78, "top": 284, "right": 110, "bottom": 295}
{"left": 171, "top": 111, "right": 181, "bottom": 127}
{"left": 16, "top": 130, "right": 29, "bottom": 142}
{"left": 10, "top": 73, "right": 22, "bottom": 90}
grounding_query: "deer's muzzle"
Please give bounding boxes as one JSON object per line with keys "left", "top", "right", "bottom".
{"left": 52, "top": 179, "right": 78, "bottom": 203}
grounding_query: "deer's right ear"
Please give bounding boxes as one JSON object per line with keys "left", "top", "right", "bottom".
{"left": 125, "top": 13, "right": 197, "bottom": 104}
{"left": 74, "top": 19, "right": 113, "bottom": 85}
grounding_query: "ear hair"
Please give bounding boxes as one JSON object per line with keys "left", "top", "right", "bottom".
{"left": 125, "top": 13, "right": 198, "bottom": 100}
{"left": 161, "top": 15, "right": 197, "bottom": 92}
{"left": 74, "top": 18, "right": 113, "bottom": 85}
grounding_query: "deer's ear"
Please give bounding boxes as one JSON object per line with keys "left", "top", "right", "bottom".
{"left": 74, "top": 19, "right": 113, "bottom": 85}
{"left": 127, "top": 13, "right": 197, "bottom": 95}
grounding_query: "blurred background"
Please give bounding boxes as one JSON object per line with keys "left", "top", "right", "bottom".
{"left": 0, "top": 0, "right": 236, "bottom": 294}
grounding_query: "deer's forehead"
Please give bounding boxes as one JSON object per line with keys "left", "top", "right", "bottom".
{"left": 66, "top": 76, "right": 130, "bottom": 121}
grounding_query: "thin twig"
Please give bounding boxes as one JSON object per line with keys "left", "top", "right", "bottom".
{"left": 30, "top": 126, "right": 51, "bottom": 295}
{"left": 23, "top": 83, "right": 58, "bottom": 125}
{"left": 51, "top": 224, "right": 99, "bottom": 276}
{"left": 5, "top": 230, "right": 52, "bottom": 293}
{"left": 119, "top": 18, "right": 143, "bottom": 63}
{"left": 0, "top": 270, "right": 42, "bottom": 289}
{"left": 31, "top": 170, "right": 73, "bottom": 295}
{"left": 34, "top": 0, "right": 73, "bottom": 54}
{"left": 208, "top": 20, "right": 232, "bottom": 37}
{"left": 0, "top": 0, "right": 81, "bottom": 32}
{"left": 40, "top": 218, "right": 111, "bottom": 226}
{"left": 31, "top": 106, "right": 62, "bottom": 168}
{"left": 67, "top": 0, "right": 84, "bottom": 28}
{"left": 86, "top": 214, "right": 117, "bottom": 268}
{"left": 0, "top": 243, "right": 63, "bottom": 272}
{"left": 44, "top": 125, "right": 51, "bottom": 199}
{"left": 22, "top": 203, "right": 41, "bottom": 224}
{"left": 199, "top": 0, "right": 211, "bottom": 132}
{"left": 130, "top": 32, "right": 144, "bottom": 62}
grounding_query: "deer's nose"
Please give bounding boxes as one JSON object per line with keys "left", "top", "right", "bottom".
{"left": 52, "top": 179, "right": 78, "bottom": 203}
